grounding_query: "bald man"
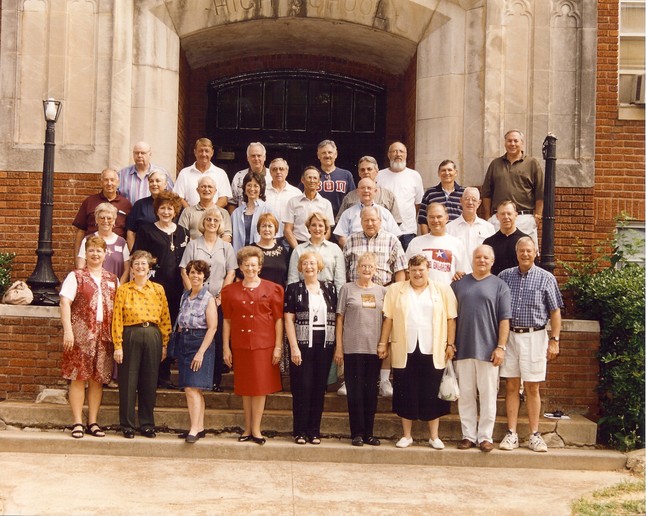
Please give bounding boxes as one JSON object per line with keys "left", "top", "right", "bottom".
{"left": 118, "top": 141, "right": 173, "bottom": 204}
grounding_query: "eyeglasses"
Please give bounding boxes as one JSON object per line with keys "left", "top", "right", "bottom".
{"left": 205, "top": 217, "right": 220, "bottom": 222}
{"left": 97, "top": 216, "right": 114, "bottom": 221}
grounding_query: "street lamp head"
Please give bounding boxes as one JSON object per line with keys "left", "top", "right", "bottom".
{"left": 43, "top": 98, "right": 62, "bottom": 122}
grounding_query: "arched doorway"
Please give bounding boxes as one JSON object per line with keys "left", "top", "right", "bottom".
{"left": 206, "top": 70, "right": 386, "bottom": 185}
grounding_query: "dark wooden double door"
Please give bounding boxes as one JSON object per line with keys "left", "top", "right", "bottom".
{"left": 206, "top": 70, "right": 387, "bottom": 186}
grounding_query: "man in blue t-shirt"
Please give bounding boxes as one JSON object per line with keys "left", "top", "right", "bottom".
{"left": 313, "top": 139, "right": 356, "bottom": 215}
{"left": 451, "top": 244, "right": 511, "bottom": 452}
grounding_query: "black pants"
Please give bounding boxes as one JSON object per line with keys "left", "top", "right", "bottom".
{"left": 290, "top": 331, "right": 333, "bottom": 438}
{"left": 212, "top": 305, "right": 227, "bottom": 387}
{"left": 118, "top": 325, "right": 162, "bottom": 431}
{"left": 344, "top": 353, "right": 381, "bottom": 439}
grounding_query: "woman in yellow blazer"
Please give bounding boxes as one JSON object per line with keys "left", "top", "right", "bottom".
{"left": 378, "top": 254, "right": 457, "bottom": 450}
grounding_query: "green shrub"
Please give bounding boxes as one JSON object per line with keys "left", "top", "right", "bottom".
{"left": 0, "top": 252, "right": 15, "bottom": 297}
{"left": 563, "top": 219, "right": 645, "bottom": 451}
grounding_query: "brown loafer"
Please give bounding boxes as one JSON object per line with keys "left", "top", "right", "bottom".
{"left": 457, "top": 439, "right": 475, "bottom": 450}
{"left": 479, "top": 441, "right": 494, "bottom": 452}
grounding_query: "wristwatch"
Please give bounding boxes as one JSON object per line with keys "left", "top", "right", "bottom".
{"left": 497, "top": 345, "right": 506, "bottom": 351}
{"left": 549, "top": 336, "right": 560, "bottom": 342}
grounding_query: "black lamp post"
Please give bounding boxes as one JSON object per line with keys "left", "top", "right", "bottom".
{"left": 540, "top": 133, "right": 557, "bottom": 274}
{"left": 27, "top": 98, "right": 62, "bottom": 306}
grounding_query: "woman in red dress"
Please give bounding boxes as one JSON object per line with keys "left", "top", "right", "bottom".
{"left": 221, "top": 246, "right": 283, "bottom": 444}
{"left": 59, "top": 235, "right": 118, "bottom": 438}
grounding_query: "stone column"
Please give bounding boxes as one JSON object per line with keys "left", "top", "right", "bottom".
{"left": 130, "top": 3, "right": 180, "bottom": 176}
{"left": 414, "top": 3, "right": 470, "bottom": 187}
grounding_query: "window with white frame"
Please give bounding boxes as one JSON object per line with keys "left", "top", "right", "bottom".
{"left": 619, "top": 1, "right": 645, "bottom": 118}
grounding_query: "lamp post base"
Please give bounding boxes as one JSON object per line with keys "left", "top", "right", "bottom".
{"left": 26, "top": 283, "right": 60, "bottom": 306}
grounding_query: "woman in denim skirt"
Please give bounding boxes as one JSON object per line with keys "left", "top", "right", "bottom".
{"left": 176, "top": 260, "right": 217, "bottom": 443}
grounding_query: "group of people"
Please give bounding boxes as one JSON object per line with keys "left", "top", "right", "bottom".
{"left": 60, "top": 130, "right": 563, "bottom": 453}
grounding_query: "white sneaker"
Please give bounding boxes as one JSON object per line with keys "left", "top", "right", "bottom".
{"left": 379, "top": 379, "right": 393, "bottom": 398}
{"left": 528, "top": 432, "right": 548, "bottom": 452}
{"left": 428, "top": 437, "right": 445, "bottom": 450}
{"left": 336, "top": 382, "right": 347, "bottom": 396}
{"left": 499, "top": 430, "right": 519, "bottom": 451}
{"left": 395, "top": 436, "right": 413, "bottom": 448}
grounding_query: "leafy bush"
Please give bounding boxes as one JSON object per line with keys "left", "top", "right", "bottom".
{"left": 0, "top": 252, "right": 15, "bottom": 297}
{"left": 563, "top": 219, "right": 645, "bottom": 451}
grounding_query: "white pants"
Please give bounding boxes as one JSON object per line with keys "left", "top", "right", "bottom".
{"left": 455, "top": 359, "right": 500, "bottom": 444}
{"left": 489, "top": 213, "right": 538, "bottom": 248}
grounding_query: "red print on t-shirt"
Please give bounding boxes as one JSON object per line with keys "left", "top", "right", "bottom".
{"left": 430, "top": 248, "right": 453, "bottom": 272}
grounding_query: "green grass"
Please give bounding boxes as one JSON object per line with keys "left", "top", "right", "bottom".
{"left": 572, "top": 480, "right": 645, "bottom": 515}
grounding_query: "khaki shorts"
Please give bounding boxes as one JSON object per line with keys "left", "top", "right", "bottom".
{"left": 499, "top": 330, "right": 548, "bottom": 382}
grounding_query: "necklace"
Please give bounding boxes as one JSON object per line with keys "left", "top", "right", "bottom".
{"left": 309, "top": 290, "right": 324, "bottom": 323}
{"left": 169, "top": 231, "right": 175, "bottom": 252}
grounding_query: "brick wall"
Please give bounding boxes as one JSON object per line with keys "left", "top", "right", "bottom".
{"left": 0, "top": 306, "right": 67, "bottom": 399}
{"left": 541, "top": 320, "right": 600, "bottom": 418}
{"left": 595, "top": 0, "right": 645, "bottom": 236}
{"left": 0, "top": 171, "right": 97, "bottom": 284}
{"left": 176, "top": 49, "right": 191, "bottom": 173}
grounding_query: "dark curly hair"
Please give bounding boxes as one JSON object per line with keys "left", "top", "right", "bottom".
{"left": 242, "top": 171, "right": 266, "bottom": 203}
{"left": 184, "top": 259, "right": 211, "bottom": 282}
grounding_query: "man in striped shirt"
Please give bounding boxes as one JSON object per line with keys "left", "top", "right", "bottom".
{"left": 118, "top": 142, "right": 173, "bottom": 205}
{"left": 418, "top": 159, "right": 465, "bottom": 232}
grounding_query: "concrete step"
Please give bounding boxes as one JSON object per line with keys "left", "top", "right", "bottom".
{"left": 102, "top": 386, "right": 533, "bottom": 416}
{"left": 0, "top": 427, "right": 625, "bottom": 472}
{"left": 0, "top": 400, "right": 596, "bottom": 446}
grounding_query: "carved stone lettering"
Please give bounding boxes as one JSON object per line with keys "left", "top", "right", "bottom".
{"left": 307, "top": 0, "right": 377, "bottom": 16}
{"left": 239, "top": 0, "right": 256, "bottom": 10}
{"left": 213, "top": 0, "right": 230, "bottom": 16}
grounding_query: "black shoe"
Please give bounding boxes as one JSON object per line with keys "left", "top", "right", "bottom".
{"left": 212, "top": 384, "right": 223, "bottom": 392}
{"left": 352, "top": 436, "right": 364, "bottom": 447}
{"left": 251, "top": 435, "right": 266, "bottom": 445}
{"left": 141, "top": 428, "right": 156, "bottom": 438}
{"left": 122, "top": 429, "right": 135, "bottom": 439}
{"left": 238, "top": 434, "right": 252, "bottom": 442}
{"left": 158, "top": 379, "right": 178, "bottom": 390}
{"left": 364, "top": 436, "right": 381, "bottom": 446}
{"left": 185, "top": 434, "right": 199, "bottom": 444}
{"left": 178, "top": 430, "right": 206, "bottom": 439}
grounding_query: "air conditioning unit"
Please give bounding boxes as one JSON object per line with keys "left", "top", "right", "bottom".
{"left": 631, "top": 74, "right": 645, "bottom": 105}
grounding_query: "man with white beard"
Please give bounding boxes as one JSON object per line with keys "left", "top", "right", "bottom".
{"left": 376, "top": 142, "right": 424, "bottom": 251}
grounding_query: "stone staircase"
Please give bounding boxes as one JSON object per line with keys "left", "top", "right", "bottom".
{"left": 0, "top": 373, "right": 598, "bottom": 445}
{"left": 0, "top": 372, "right": 610, "bottom": 468}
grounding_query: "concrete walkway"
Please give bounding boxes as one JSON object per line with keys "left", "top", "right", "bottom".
{"left": 0, "top": 450, "right": 632, "bottom": 515}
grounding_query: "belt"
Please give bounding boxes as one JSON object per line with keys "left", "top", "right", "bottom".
{"left": 177, "top": 327, "right": 206, "bottom": 334}
{"left": 518, "top": 210, "right": 534, "bottom": 215}
{"left": 128, "top": 322, "right": 157, "bottom": 328}
{"left": 511, "top": 325, "right": 545, "bottom": 333}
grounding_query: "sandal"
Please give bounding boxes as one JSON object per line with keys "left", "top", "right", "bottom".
{"left": 71, "top": 423, "right": 85, "bottom": 439}
{"left": 309, "top": 436, "right": 321, "bottom": 445}
{"left": 86, "top": 423, "right": 105, "bottom": 437}
{"left": 295, "top": 435, "right": 307, "bottom": 445}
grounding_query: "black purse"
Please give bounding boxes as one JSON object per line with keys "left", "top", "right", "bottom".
{"left": 167, "top": 319, "right": 179, "bottom": 359}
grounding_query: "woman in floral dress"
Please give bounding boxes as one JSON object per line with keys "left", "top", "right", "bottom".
{"left": 59, "top": 235, "right": 118, "bottom": 438}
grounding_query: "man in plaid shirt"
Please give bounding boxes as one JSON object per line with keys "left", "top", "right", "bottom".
{"left": 498, "top": 237, "right": 563, "bottom": 453}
